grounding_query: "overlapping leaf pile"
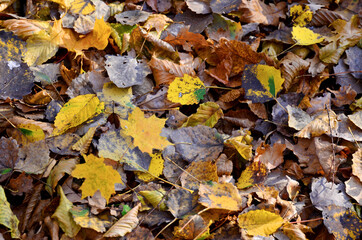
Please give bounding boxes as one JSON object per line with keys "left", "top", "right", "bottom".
{"left": 0, "top": 0, "right": 361, "bottom": 239}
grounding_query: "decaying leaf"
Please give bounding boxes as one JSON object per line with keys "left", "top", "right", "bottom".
{"left": 180, "top": 160, "right": 218, "bottom": 191}
{"left": 290, "top": 4, "right": 313, "bottom": 27}
{"left": 182, "top": 102, "right": 223, "bottom": 128}
{"left": 104, "top": 203, "right": 141, "bottom": 237}
{"left": 167, "top": 74, "right": 206, "bottom": 105}
{"left": 71, "top": 154, "right": 123, "bottom": 202}
{"left": 137, "top": 152, "right": 164, "bottom": 182}
{"left": 242, "top": 64, "right": 284, "bottom": 103}
{"left": 70, "top": 205, "right": 111, "bottom": 233}
{"left": 238, "top": 209, "right": 284, "bottom": 236}
{"left": 199, "top": 182, "right": 243, "bottom": 211}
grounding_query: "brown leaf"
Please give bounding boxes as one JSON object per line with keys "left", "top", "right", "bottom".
{"left": 148, "top": 56, "right": 196, "bottom": 86}
{"left": 310, "top": 9, "right": 346, "bottom": 27}
{"left": 328, "top": 86, "right": 357, "bottom": 107}
{"left": 8, "top": 172, "right": 33, "bottom": 196}
{"left": 352, "top": 148, "right": 362, "bottom": 182}
{"left": 255, "top": 142, "right": 286, "bottom": 170}
{"left": 215, "top": 154, "right": 233, "bottom": 176}
{"left": 279, "top": 52, "right": 310, "bottom": 91}
{"left": 233, "top": 0, "right": 287, "bottom": 26}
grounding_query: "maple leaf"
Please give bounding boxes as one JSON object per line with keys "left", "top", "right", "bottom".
{"left": 71, "top": 154, "right": 123, "bottom": 202}
{"left": 120, "top": 107, "right": 170, "bottom": 154}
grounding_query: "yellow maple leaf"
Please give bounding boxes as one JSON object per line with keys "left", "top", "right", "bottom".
{"left": 290, "top": 4, "right": 312, "bottom": 27}
{"left": 120, "top": 107, "right": 170, "bottom": 154}
{"left": 53, "top": 94, "right": 104, "bottom": 135}
{"left": 51, "top": 18, "right": 111, "bottom": 56}
{"left": 167, "top": 74, "right": 206, "bottom": 105}
{"left": 238, "top": 209, "right": 284, "bottom": 236}
{"left": 292, "top": 26, "right": 324, "bottom": 45}
{"left": 71, "top": 154, "right": 123, "bottom": 202}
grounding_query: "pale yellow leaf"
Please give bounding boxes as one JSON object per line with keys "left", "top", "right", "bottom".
{"left": 103, "top": 203, "right": 141, "bottom": 237}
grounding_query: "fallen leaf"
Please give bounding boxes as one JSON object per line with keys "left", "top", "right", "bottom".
{"left": 232, "top": 0, "right": 287, "bottom": 26}
{"left": 137, "top": 152, "right": 164, "bottom": 182}
{"left": 71, "top": 154, "right": 123, "bottom": 202}
{"left": 242, "top": 64, "right": 285, "bottom": 103}
{"left": 53, "top": 94, "right": 104, "bottom": 136}
{"left": 105, "top": 55, "right": 151, "bottom": 88}
{"left": 182, "top": 102, "right": 223, "bottom": 128}
{"left": 166, "top": 125, "right": 224, "bottom": 163}
{"left": 167, "top": 74, "right": 206, "bottom": 105}
{"left": 237, "top": 161, "right": 268, "bottom": 189}
{"left": 290, "top": 4, "right": 313, "bottom": 27}
{"left": 255, "top": 142, "right": 286, "bottom": 170}
{"left": 166, "top": 189, "right": 198, "bottom": 218}
{"left": 70, "top": 0, "right": 95, "bottom": 15}
{"left": 352, "top": 148, "right": 362, "bottom": 181}
{"left": 292, "top": 26, "right": 324, "bottom": 45}
{"left": 104, "top": 203, "right": 141, "bottom": 237}
{"left": 70, "top": 205, "right": 111, "bottom": 233}
{"left": 322, "top": 205, "right": 362, "bottom": 240}
{"left": 139, "top": 189, "right": 167, "bottom": 210}
{"left": 173, "top": 214, "right": 211, "bottom": 240}
{"left": 348, "top": 111, "right": 362, "bottom": 130}
{"left": 310, "top": 177, "right": 352, "bottom": 211}
{"left": 345, "top": 176, "right": 362, "bottom": 205}
{"left": 120, "top": 107, "right": 170, "bottom": 154}
{"left": 46, "top": 158, "right": 79, "bottom": 194}
{"left": 52, "top": 186, "right": 81, "bottom": 237}
{"left": 238, "top": 209, "right": 284, "bottom": 236}
{"left": 199, "top": 182, "right": 243, "bottom": 211}
{"left": 180, "top": 161, "right": 218, "bottom": 191}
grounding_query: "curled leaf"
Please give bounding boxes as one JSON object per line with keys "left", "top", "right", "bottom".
{"left": 104, "top": 203, "right": 141, "bottom": 237}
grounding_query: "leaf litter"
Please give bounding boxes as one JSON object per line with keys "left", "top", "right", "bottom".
{"left": 0, "top": 0, "right": 361, "bottom": 239}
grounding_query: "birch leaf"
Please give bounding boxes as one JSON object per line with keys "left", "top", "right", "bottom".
{"left": 53, "top": 94, "right": 104, "bottom": 136}
{"left": 167, "top": 74, "right": 206, "bottom": 105}
{"left": 292, "top": 26, "right": 324, "bottom": 45}
{"left": 238, "top": 209, "right": 284, "bottom": 236}
{"left": 104, "top": 203, "right": 141, "bottom": 237}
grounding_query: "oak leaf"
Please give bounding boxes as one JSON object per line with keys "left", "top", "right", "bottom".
{"left": 120, "top": 107, "right": 170, "bottom": 154}
{"left": 71, "top": 154, "right": 123, "bottom": 202}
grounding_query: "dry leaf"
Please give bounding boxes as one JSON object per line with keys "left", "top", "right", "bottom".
{"left": 104, "top": 203, "right": 141, "bottom": 237}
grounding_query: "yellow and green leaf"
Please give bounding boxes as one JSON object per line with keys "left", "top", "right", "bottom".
{"left": 53, "top": 94, "right": 104, "bottom": 135}
{"left": 167, "top": 74, "right": 206, "bottom": 105}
